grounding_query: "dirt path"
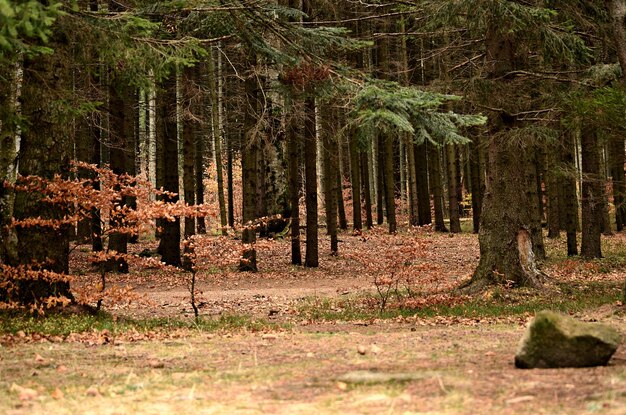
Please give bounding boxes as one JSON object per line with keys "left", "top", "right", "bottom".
{"left": 3, "top": 320, "right": 626, "bottom": 414}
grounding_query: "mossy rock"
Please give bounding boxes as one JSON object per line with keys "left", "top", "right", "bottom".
{"left": 515, "top": 310, "right": 621, "bottom": 369}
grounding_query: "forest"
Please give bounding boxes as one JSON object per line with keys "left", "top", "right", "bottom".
{"left": 3, "top": 0, "right": 626, "bottom": 413}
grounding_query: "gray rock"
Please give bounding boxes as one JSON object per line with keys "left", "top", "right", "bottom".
{"left": 515, "top": 310, "right": 621, "bottom": 369}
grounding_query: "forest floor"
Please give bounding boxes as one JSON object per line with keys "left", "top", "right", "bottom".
{"left": 3, "top": 225, "right": 626, "bottom": 414}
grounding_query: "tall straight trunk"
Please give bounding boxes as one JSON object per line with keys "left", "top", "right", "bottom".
{"left": 415, "top": 142, "right": 431, "bottom": 226}
{"left": 406, "top": 136, "right": 419, "bottom": 226}
{"left": 349, "top": 129, "right": 362, "bottom": 230}
{"left": 106, "top": 82, "right": 135, "bottom": 273}
{"left": 446, "top": 144, "right": 462, "bottom": 233}
{"left": 545, "top": 142, "right": 561, "bottom": 239}
{"left": 562, "top": 131, "right": 579, "bottom": 256}
{"left": 527, "top": 149, "right": 546, "bottom": 260}
{"left": 75, "top": 89, "right": 93, "bottom": 242}
{"left": 90, "top": 116, "right": 103, "bottom": 252}
{"left": 600, "top": 146, "right": 613, "bottom": 236}
{"left": 195, "top": 108, "right": 206, "bottom": 234}
{"left": 9, "top": 26, "right": 73, "bottom": 304}
{"left": 239, "top": 65, "right": 258, "bottom": 272}
{"left": 208, "top": 48, "right": 228, "bottom": 235}
{"left": 182, "top": 65, "right": 197, "bottom": 270}
{"left": 227, "top": 134, "right": 235, "bottom": 228}
{"left": 361, "top": 151, "right": 374, "bottom": 229}
{"left": 336, "top": 166, "right": 347, "bottom": 230}
{"left": 336, "top": 127, "right": 348, "bottom": 231}
{"left": 429, "top": 143, "right": 448, "bottom": 232}
{"left": 376, "top": 135, "right": 385, "bottom": 225}
{"left": 610, "top": 135, "right": 626, "bottom": 231}
{"left": 606, "top": 0, "right": 626, "bottom": 231}
{"left": 157, "top": 73, "right": 181, "bottom": 266}
{"left": 0, "top": 60, "right": 20, "bottom": 265}
{"left": 286, "top": 97, "right": 301, "bottom": 265}
{"left": 322, "top": 106, "right": 339, "bottom": 254}
{"left": 304, "top": 97, "right": 319, "bottom": 267}
{"left": 383, "top": 133, "right": 397, "bottom": 233}
{"left": 580, "top": 125, "right": 603, "bottom": 258}
{"left": 469, "top": 135, "right": 483, "bottom": 233}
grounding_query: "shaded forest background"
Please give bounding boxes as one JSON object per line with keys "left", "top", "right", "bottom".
{"left": 2, "top": 0, "right": 626, "bottom": 311}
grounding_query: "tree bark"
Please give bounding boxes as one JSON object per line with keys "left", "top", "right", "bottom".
{"left": 349, "top": 129, "right": 363, "bottom": 230}
{"left": 562, "top": 131, "right": 579, "bottom": 256}
{"left": 415, "top": 142, "right": 431, "bottom": 226}
{"left": 156, "top": 73, "right": 181, "bottom": 267}
{"left": 286, "top": 97, "right": 302, "bottom": 265}
{"left": 9, "top": 26, "right": 74, "bottom": 304}
{"left": 304, "top": 97, "right": 319, "bottom": 267}
{"left": 610, "top": 135, "right": 626, "bottom": 231}
{"left": 580, "top": 126, "right": 603, "bottom": 258}
{"left": 383, "top": 133, "right": 397, "bottom": 233}
{"left": 321, "top": 104, "right": 339, "bottom": 254}
{"left": 361, "top": 151, "right": 374, "bottom": 229}
{"left": 429, "top": 143, "right": 448, "bottom": 232}
{"left": 469, "top": 134, "right": 483, "bottom": 233}
{"left": 106, "top": 81, "right": 135, "bottom": 273}
{"left": 446, "top": 144, "right": 462, "bottom": 233}
{"left": 0, "top": 60, "right": 20, "bottom": 265}
{"left": 208, "top": 48, "right": 228, "bottom": 235}
{"left": 239, "top": 65, "right": 259, "bottom": 272}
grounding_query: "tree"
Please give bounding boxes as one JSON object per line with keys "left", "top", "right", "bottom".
{"left": 156, "top": 72, "right": 181, "bottom": 267}
{"left": 8, "top": 14, "right": 74, "bottom": 304}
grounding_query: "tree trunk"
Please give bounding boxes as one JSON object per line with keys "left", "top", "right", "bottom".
{"left": 322, "top": 105, "right": 339, "bottom": 254}
{"left": 304, "top": 97, "right": 319, "bottom": 267}
{"left": 375, "top": 135, "right": 385, "bottom": 225}
{"left": 361, "top": 151, "right": 374, "bottom": 229}
{"left": 239, "top": 65, "right": 258, "bottom": 272}
{"left": 106, "top": 82, "right": 135, "bottom": 273}
{"left": 580, "top": 126, "right": 603, "bottom": 258}
{"left": 562, "top": 131, "right": 579, "bottom": 256}
{"left": 415, "top": 142, "right": 431, "bottom": 226}
{"left": 9, "top": 27, "right": 74, "bottom": 304}
{"left": 610, "top": 135, "right": 626, "bottom": 231}
{"left": 406, "top": 135, "right": 419, "bottom": 226}
{"left": 527, "top": 149, "right": 546, "bottom": 260}
{"left": 469, "top": 134, "right": 483, "bottom": 233}
{"left": 383, "top": 133, "right": 396, "bottom": 233}
{"left": 464, "top": 23, "right": 545, "bottom": 291}
{"left": 336, "top": 165, "right": 347, "bottom": 230}
{"left": 349, "top": 129, "right": 362, "bottom": 230}
{"left": 0, "top": 60, "right": 20, "bottom": 265}
{"left": 181, "top": 65, "right": 198, "bottom": 269}
{"left": 429, "top": 143, "right": 448, "bottom": 232}
{"left": 157, "top": 73, "right": 181, "bottom": 266}
{"left": 195, "top": 105, "right": 207, "bottom": 234}
{"left": 286, "top": 97, "right": 302, "bottom": 265}
{"left": 545, "top": 142, "right": 561, "bottom": 239}
{"left": 600, "top": 146, "right": 613, "bottom": 236}
{"left": 446, "top": 144, "right": 462, "bottom": 233}
{"left": 464, "top": 129, "right": 545, "bottom": 292}
{"left": 208, "top": 48, "right": 228, "bottom": 235}
{"left": 606, "top": 0, "right": 626, "bottom": 231}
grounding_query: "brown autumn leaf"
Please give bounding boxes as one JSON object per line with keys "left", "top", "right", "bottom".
{"left": 51, "top": 388, "right": 64, "bottom": 400}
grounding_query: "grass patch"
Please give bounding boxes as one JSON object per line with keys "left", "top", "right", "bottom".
{"left": 296, "top": 280, "right": 622, "bottom": 322}
{"left": 0, "top": 311, "right": 285, "bottom": 337}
